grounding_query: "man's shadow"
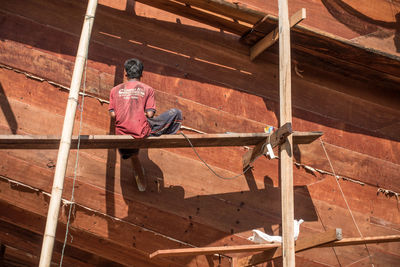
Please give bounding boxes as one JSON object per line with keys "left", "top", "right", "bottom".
{"left": 118, "top": 149, "right": 317, "bottom": 242}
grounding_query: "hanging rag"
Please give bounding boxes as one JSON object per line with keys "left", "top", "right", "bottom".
{"left": 248, "top": 219, "right": 304, "bottom": 243}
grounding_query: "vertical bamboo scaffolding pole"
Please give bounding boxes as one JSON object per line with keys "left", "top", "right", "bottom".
{"left": 278, "top": 0, "right": 295, "bottom": 266}
{"left": 39, "top": 1, "right": 98, "bottom": 266}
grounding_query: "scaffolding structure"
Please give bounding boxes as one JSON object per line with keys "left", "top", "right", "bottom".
{"left": 1, "top": 0, "right": 399, "bottom": 266}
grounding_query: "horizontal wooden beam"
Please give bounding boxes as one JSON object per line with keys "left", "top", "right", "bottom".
{"left": 150, "top": 243, "right": 280, "bottom": 258}
{"left": 134, "top": 0, "right": 249, "bottom": 35}
{"left": 149, "top": 234, "right": 400, "bottom": 260}
{"left": 0, "top": 132, "right": 322, "bottom": 149}
{"left": 250, "top": 8, "right": 306, "bottom": 61}
{"left": 237, "top": 228, "right": 342, "bottom": 266}
{"left": 321, "top": 235, "right": 400, "bottom": 247}
{"left": 171, "top": 0, "right": 265, "bottom": 24}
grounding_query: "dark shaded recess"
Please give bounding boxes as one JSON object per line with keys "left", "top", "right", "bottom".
{"left": 0, "top": 219, "right": 123, "bottom": 266}
{"left": 0, "top": 83, "right": 18, "bottom": 134}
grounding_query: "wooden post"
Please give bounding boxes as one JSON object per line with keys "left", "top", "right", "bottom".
{"left": 249, "top": 8, "right": 306, "bottom": 61}
{"left": 38, "top": 0, "right": 98, "bottom": 266}
{"left": 278, "top": 0, "right": 295, "bottom": 266}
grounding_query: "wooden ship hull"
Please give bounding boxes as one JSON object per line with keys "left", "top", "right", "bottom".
{"left": 0, "top": 0, "right": 399, "bottom": 266}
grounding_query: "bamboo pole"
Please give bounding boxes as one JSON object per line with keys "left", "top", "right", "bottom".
{"left": 38, "top": 1, "right": 98, "bottom": 266}
{"left": 278, "top": 0, "right": 295, "bottom": 266}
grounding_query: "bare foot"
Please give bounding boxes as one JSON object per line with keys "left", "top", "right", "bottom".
{"left": 130, "top": 156, "right": 146, "bottom": 191}
{"left": 134, "top": 166, "right": 147, "bottom": 192}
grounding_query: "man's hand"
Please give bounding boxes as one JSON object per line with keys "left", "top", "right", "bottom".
{"left": 109, "top": 110, "right": 116, "bottom": 119}
{"left": 145, "top": 110, "right": 155, "bottom": 118}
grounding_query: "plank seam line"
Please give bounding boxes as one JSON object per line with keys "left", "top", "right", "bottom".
{"left": 294, "top": 162, "right": 367, "bottom": 187}
{"left": 0, "top": 175, "right": 197, "bottom": 248}
{"left": 0, "top": 62, "right": 269, "bottom": 129}
{"left": 324, "top": 141, "right": 400, "bottom": 168}
{"left": 0, "top": 63, "right": 110, "bottom": 104}
{"left": 320, "top": 138, "right": 375, "bottom": 267}
{"left": 3, "top": 23, "right": 398, "bottom": 138}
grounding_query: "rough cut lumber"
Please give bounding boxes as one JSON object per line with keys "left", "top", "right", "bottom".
{"left": 0, "top": 132, "right": 323, "bottom": 149}
{"left": 236, "top": 229, "right": 342, "bottom": 267}
{"left": 134, "top": 0, "right": 249, "bottom": 35}
{"left": 0, "top": 219, "right": 121, "bottom": 267}
{"left": 250, "top": 8, "right": 306, "bottom": 61}
{"left": 149, "top": 234, "right": 400, "bottom": 259}
{"left": 321, "top": 235, "right": 400, "bottom": 247}
{"left": 278, "top": 1, "right": 295, "bottom": 266}
{"left": 171, "top": 0, "right": 265, "bottom": 24}
{"left": 149, "top": 243, "right": 280, "bottom": 258}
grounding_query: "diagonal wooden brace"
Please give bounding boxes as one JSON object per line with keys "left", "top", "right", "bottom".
{"left": 250, "top": 8, "right": 306, "bottom": 60}
{"left": 236, "top": 228, "right": 342, "bottom": 267}
{"left": 242, "top": 122, "right": 292, "bottom": 168}
{"left": 149, "top": 243, "right": 280, "bottom": 258}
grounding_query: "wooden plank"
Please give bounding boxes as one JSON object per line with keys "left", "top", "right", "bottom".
{"left": 0, "top": 177, "right": 187, "bottom": 267}
{"left": 242, "top": 122, "right": 294, "bottom": 168}
{"left": 0, "top": 220, "right": 121, "bottom": 267}
{"left": 0, "top": 201, "right": 168, "bottom": 267}
{"left": 0, "top": 132, "right": 323, "bottom": 149}
{"left": 149, "top": 243, "right": 280, "bottom": 258}
{"left": 321, "top": 235, "right": 400, "bottom": 247}
{"left": 171, "top": 0, "right": 265, "bottom": 24}
{"left": 149, "top": 234, "right": 400, "bottom": 259}
{"left": 278, "top": 1, "right": 295, "bottom": 266}
{"left": 0, "top": 151, "right": 250, "bottom": 253}
{"left": 134, "top": 0, "right": 249, "bottom": 35}
{"left": 236, "top": 229, "right": 342, "bottom": 267}
{"left": 250, "top": 8, "right": 306, "bottom": 61}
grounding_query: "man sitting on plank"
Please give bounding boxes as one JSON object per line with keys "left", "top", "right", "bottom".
{"left": 109, "top": 58, "right": 182, "bottom": 191}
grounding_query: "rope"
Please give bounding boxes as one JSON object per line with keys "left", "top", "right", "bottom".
{"left": 180, "top": 132, "right": 263, "bottom": 180}
{"left": 320, "top": 138, "right": 375, "bottom": 267}
{"left": 59, "top": 17, "right": 91, "bottom": 267}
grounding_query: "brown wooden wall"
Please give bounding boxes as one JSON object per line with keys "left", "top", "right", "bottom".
{"left": 0, "top": 0, "right": 399, "bottom": 266}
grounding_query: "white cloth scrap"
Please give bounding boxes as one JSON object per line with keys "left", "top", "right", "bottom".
{"left": 248, "top": 219, "right": 304, "bottom": 243}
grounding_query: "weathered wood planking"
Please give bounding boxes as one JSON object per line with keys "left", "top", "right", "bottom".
{"left": 171, "top": 0, "right": 265, "bottom": 24}
{"left": 1, "top": 67, "right": 399, "bottom": 202}
{"left": 0, "top": 220, "right": 122, "bottom": 267}
{"left": 1, "top": 8, "right": 399, "bottom": 134}
{"left": 295, "top": 141, "right": 400, "bottom": 192}
{"left": 3, "top": 148, "right": 399, "bottom": 266}
{"left": 0, "top": 176, "right": 231, "bottom": 266}
{"left": 134, "top": 0, "right": 400, "bottom": 79}
{"left": 0, "top": 147, "right": 307, "bottom": 245}
{"left": 1, "top": 1, "right": 400, "bottom": 265}
{"left": 0, "top": 132, "right": 322, "bottom": 149}
{"left": 0, "top": 203, "right": 177, "bottom": 267}
{"left": 130, "top": 0, "right": 250, "bottom": 35}
{"left": 1, "top": 125, "right": 398, "bottom": 266}
{"left": 3, "top": 0, "right": 396, "bottom": 95}
{"left": 1, "top": 42, "right": 400, "bottom": 193}
{"left": 1, "top": 26, "right": 399, "bottom": 147}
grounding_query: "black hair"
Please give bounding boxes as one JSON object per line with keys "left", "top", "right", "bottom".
{"left": 124, "top": 58, "right": 143, "bottom": 79}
